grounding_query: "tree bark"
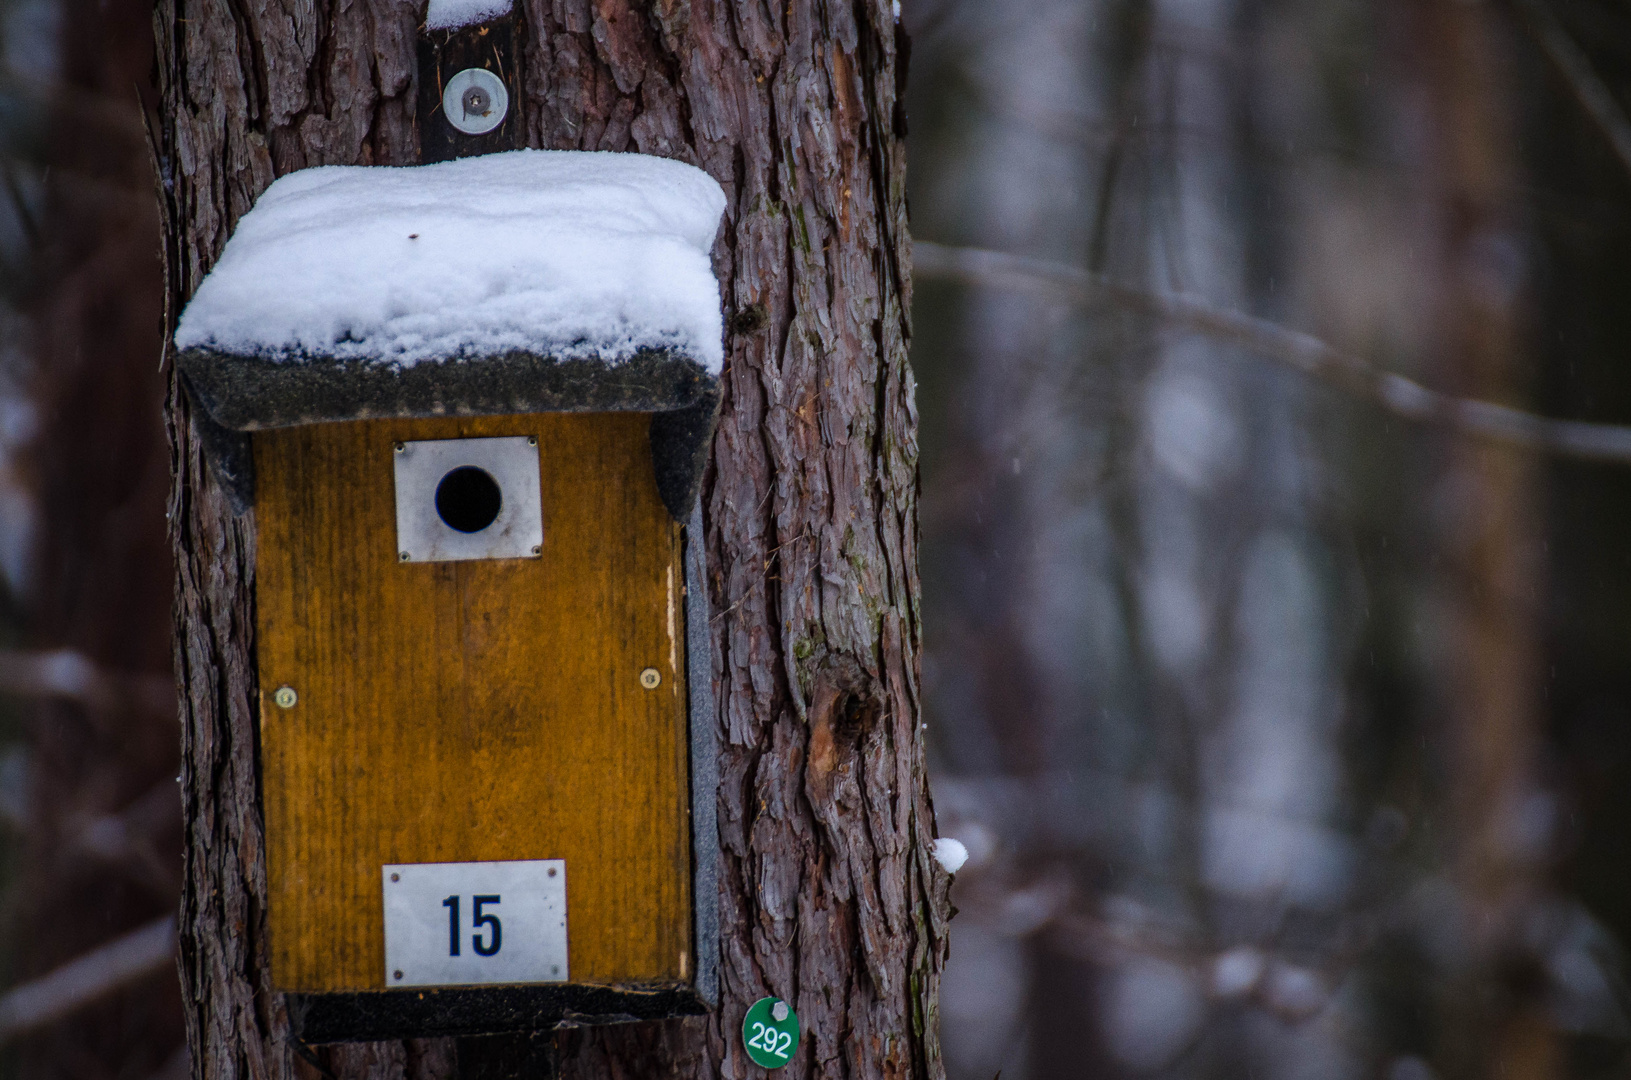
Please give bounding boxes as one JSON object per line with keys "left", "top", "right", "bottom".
{"left": 154, "top": 3, "right": 948, "bottom": 1080}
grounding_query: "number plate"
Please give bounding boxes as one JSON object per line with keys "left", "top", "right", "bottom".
{"left": 382, "top": 859, "right": 567, "bottom": 987}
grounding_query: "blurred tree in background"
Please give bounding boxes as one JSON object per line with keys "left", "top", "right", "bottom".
{"left": 0, "top": 0, "right": 180, "bottom": 1073}
{"left": 8, "top": 0, "right": 1631, "bottom": 1079}
{"left": 907, "top": 1, "right": 1631, "bottom": 1079}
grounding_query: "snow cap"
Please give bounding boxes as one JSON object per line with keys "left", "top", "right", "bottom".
{"left": 933, "top": 838, "right": 969, "bottom": 874}
{"left": 174, "top": 149, "right": 727, "bottom": 373}
{"left": 425, "top": 0, "right": 512, "bottom": 30}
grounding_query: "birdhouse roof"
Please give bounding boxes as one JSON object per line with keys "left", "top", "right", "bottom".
{"left": 174, "top": 150, "right": 727, "bottom": 517}
{"left": 176, "top": 150, "right": 726, "bottom": 381}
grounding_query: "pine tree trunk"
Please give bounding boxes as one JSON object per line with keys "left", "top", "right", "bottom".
{"left": 154, "top": 3, "right": 948, "bottom": 1080}
{"left": 1412, "top": 2, "right": 1554, "bottom": 1076}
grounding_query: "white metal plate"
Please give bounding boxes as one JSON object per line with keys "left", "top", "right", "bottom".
{"left": 442, "top": 68, "right": 509, "bottom": 135}
{"left": 393, "top": 436, "right": 542, "bottom": 563}
{"left": 383, "top": 859, "right": 568, "bottom": 987}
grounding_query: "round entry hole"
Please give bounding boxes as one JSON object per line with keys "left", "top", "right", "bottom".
{"left": 435, "top": 466, "right": 502, "bottom": 533}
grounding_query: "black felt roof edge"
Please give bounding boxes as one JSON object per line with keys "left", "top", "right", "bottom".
{"left": 288, "top": 982, "right": 708, "bottom": 1043}
{"left": 177, "top": 346, "right": 722, "bottom": 518}
{"left": 177, "top": 346, "right": 721, "bottom": 432}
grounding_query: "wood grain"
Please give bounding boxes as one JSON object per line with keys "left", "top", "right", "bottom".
{"left": 254, "top": 413, "right": 691, "bottom": 993}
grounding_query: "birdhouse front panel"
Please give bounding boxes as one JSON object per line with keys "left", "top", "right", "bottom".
{"left": 253, "top": 411, "right": 693, "bottom": 995}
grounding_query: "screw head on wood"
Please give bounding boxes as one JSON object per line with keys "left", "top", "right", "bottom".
{"left": 771, "top": 1001, "right": 789, "bottom": 1022}
{"left": 273, "top": 686, "right": 298, "bottom": 709}
{"left": 639, "top": 668, "right": 661, "bottom": 690}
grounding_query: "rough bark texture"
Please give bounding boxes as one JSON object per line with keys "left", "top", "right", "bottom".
{"left": 154, "top": 3, "right": 948, "bottom": 1080}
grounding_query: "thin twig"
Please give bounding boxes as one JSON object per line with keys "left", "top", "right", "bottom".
{"left": 710, "top": 530, "right": 812, "bottom": 623}
{"left": 0, "top": 915, "right": 176, "bottom": 1043}
{"left": 0, "top": 648, "right": 176, "bottom": 716}
{"left": 147, "top": 1043, "right": 191, "bottom": 1080}
{"left": 913, "top": 241, "right": 1631, "bottom": 466}
{"left": 0, "top": 163, "right": 41, "bottom": 251}
{"left": 1509, "top": 0, "right": 1631, "bottom": 181}
{"left": 63, "top": 779, "right": 183, "bottom": 897}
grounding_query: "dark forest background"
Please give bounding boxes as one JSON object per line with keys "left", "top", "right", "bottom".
{"left": 6, "top": 1, "right": 1631, "bottom": 1079}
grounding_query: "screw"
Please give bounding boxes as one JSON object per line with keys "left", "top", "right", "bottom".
{"left": 394, "top": 442, "right": 406, "bottom": 453}
{"left": 771, "top": 1001, "right": 789, "bottom": 1022}
{"left": 462, "top": 85, "right": 490, "bottom": 117}
{"left": 390, "top": 873, "right": 400, "bottom": 882}
{"left": 531, "top": 545, "right": 542, "bottom": 556}
{"left": 639, "top": 668, "right": 661, "bottom": 690}
{"left": 527, "top": 436, "right": 537, "bottom": 446}
{"left": 548, "top": 866, "right": 558, "bottom": 877}
{"left": 394, "top": 970, "right": 404, "bottom": 981}
{"left": 273, "top": 686, "right": 298, "bottom": 709}
{"left": 400, "top": 551, "right": 411, "bottom": 561}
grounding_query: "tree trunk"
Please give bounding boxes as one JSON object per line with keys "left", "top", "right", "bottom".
{"left": 154, "top": 3, "right": 948, "bottom": 1080}
{"left": 1411, "top": 1, "right": 1555, "bottom": 1077}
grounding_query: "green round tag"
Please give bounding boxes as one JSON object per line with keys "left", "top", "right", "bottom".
{"left": 742, "top": 996, "right": 800, "bottom": 1069}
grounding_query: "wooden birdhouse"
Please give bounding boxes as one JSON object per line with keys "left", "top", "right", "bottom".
{"left": 173, "top": 149, "right": 725, "bottom": 1043}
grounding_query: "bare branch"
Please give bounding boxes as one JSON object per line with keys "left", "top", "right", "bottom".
{"left": 1509, "top": 0, "right": 1631, "bottom": 182}
{"left": 0, "top": 915, "right": 176, "bottom": 1043}
{"left": 148, "top": 1043, "right": 191, "bottom": 1080}
{"left": 0, "top": 648, "right": 175, "bottom": 716}
{"left": 913, "top": 241, "right": 1631, "bottom": 466}
{"left": 63, "top": 779, "right": 183, "bottom": 897}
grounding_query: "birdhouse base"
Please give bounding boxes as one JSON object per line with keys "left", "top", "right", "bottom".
{"left": 289, "top": 982, "right": 708, "bottom": 1044}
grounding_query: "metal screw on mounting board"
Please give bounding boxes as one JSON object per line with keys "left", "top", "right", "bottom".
{"left": 639, "top": 668, "right": 661, "bottom": 689}
{"left": 771, "top": 1001, "right": 789, "bottom": 1022}
{"left": 273, "top": 686, "right": 298, "bottom": 709}
{"left": 442, "top": 68, "right": 508, "bottom": 136}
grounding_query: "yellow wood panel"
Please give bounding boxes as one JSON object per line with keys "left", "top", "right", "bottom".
{"left": 254, "top": 413, "right": 692, "bottom": 993}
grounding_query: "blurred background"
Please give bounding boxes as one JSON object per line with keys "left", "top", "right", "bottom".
{"left": 1, "top": 0, "right": 1631, "bottom": 1079}
{"left": 909, "top": 1, "right": 1631, "bottom": 1078}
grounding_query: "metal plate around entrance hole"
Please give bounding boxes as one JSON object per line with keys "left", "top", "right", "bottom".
{"left": 393, "top": 436, "right": 542, "bottom": 563}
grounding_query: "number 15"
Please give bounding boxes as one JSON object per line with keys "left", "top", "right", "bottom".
{"left": 442, "top": 894, "right": 503, "bottom": 957}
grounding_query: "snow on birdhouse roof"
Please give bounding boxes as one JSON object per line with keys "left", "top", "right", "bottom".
{"left": 174, "top": 149, "right": 727, "bottom": 374}
{"left": 425, "top": 0, "right": 511, "bottom": 30}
